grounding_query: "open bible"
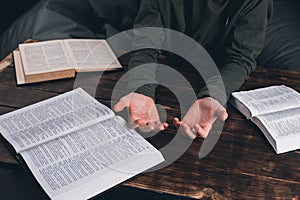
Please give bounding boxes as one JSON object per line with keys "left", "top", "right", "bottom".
{"left": 230, "top": 85, "right": 300, "bottom": 154}
{"left": 13, "top": 39, "right": 122, "bottom": 85}
{"left": 0, "top": 88, "right": 164, "bottom": 200}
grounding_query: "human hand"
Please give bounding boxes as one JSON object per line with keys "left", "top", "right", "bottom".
{"left": 173, "top": 97, "right": 228, "bottom": 139}
{"left": 114, "top": 93, "right": 168, "bottom": 132}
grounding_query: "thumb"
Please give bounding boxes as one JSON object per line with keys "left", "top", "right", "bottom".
{"left": 216, "top": 106, "right": 228, "bottom": 121}
{"left": 114, "top": 100, "right": 127, "bottom": 112}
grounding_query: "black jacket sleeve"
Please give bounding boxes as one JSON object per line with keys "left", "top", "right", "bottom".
{"left": 197, "top": 0, "right": 273, "bottom": 105}
{"left": 127, "top": 0, "right": 164, "bottom": 99}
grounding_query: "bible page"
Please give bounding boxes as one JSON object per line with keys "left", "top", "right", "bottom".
{"left": 253, "top": 107, "right": 300, "bottom": 139}
{"left": 253, "top": 107, "right": 300, "bottom": 153}
{"left": 232, "top": 85, "right": 300, "bottom": 117}
{"left": 0, "top": 88, "right": 114, "bottom": 153}
{"left": 19, "top": 40, "right": 74, "bottom": 75}
{"left": 63, "top": 39, "right": 122, "bottom": 72}
{"left": 20, "top": 116, "right": 164, "bottom": 200}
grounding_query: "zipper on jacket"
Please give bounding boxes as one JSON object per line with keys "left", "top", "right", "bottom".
{"left": 220, "top": 0, "right": 251, "bottom": 47}
{"left": 225, "top": 17, "right": 229, "bottom": 28}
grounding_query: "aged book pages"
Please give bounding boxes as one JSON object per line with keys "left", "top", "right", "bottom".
{"left": 15, "top": 39, "right": 122, "bottom": 85}
{"left": 64, "top": 39, "right": 122, "bottom": 72}
{"left": 20, "top": 40, "right": 74, "bottom": 75}
{"left": 14, "top": 51, "right": 75, "bottom": 85}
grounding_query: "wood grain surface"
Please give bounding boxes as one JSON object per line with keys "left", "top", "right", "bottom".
{"left": 0, "top": 55, "right": 299, "bottom": 200}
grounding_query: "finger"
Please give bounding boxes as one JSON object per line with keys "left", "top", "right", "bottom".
{"left": 180, "top": 123, "right": 197, "bottom": 140}
{"left": 173, "top": 117, "right": 180, "bottom": 124}
{"left": 173, "top": 118, "right": 181, "bottom": 129}
{"left": 152, "top": 121, "right": 168, "bottom": 131}
{"left": 173, "top": 117, "right": 182, "bottom": 125}
{"left": 195, "top": 116, "right": 214, "bottom": 138}
{"left": 130, "top": 112, "right": 150, "bottom": 124}
{"left": 196, "top": 116, "right": 218, "bottom": 138}
{"left": 216, "top": 107, "right": 228, "bottom": 121}
{"left": 157, "top": 122, "right": 169, "bottom": 131}
{"left": 163, "top": 122, "right": 169, "bottom": 129}
{"left": 139, "top": 121, "right": 167, "bottom": 133}
{"left": 220, "top": 110, "right": 229, "bottom": 121}
{"left": 194, "top": 124, "right": 209, "bottom": 138}
{"left": 128, "top": 117, "right": 145, "bottom": 129}
{"left": 134, "top": 119, "right": 147, "bottom": 127}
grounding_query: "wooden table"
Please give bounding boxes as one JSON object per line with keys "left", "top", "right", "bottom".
{"left": 0, "top": 57, "right": 299, "bottom": 199}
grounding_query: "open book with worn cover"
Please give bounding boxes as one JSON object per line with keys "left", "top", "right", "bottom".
{"left": 230, "top": 85, "right": 300, "bottom": 154}
{"left": 13, "top": 39, "right": 122, "bottom": 85}
{"left": 0, "top": 88, "right": 164, "bottom": 200}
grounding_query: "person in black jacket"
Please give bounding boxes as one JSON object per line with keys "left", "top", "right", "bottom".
{"left": 0, "top": 0, "right": 272, "bottom": 139}
{"left": 114, "top": 0, "right": 273, "bottom": 139}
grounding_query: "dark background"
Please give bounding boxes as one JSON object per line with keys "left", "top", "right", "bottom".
{"left": 0, "top": 0, "right": 39, "bottom": 35}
